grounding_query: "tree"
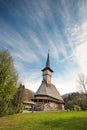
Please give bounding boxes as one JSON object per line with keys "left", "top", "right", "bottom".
{"left": 8, "top": 84, "right": 24, "bottom": 114}
{"left": 63, "top": 92, "right": 87, "bottom": 110}
{"left": 77, "top": 73, "right": 87, "bottom": 94}
{"left": 0, "top": 50, "right": 18, "bottom": 116}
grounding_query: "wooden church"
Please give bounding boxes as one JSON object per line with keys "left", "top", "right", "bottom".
{"left": 32, "top": 53, "right": 64, "bottom": 111}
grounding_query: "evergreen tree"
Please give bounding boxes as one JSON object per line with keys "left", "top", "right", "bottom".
{"left": 0, "top": 50, "right": 17, "bottom": 116}
{"left": 8, "top": 84, "right": 24, "bottom": 114}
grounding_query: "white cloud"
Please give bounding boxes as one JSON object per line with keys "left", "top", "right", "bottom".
{"left": 53, "top": 77, "right": 77, "bottom": 95}
{"left": 22, "top": 71, "right": 42, "bottom": 92}
{"left": 75, "top": 42, "right": 87, "bottom": 75}
{"left": 69, "top": 21, "right": 87, "bottom": 75}
{"left": 78, "top": 0, "right": 87, "bottom": 21}
{"left": 0, "top": 19, "right": 40, "bottom": 63}
{"left": 52, "top": 61, "right": 80, "bottom": 95}
{"left": 23, "top": 79, "right": 41, "bottom": 93}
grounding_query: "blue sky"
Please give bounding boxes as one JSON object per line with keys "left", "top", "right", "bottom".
{"left": 0, "top": 0, "right": 87, "bottom": 94}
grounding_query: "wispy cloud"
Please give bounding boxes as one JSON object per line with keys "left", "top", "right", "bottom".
{"left": 0, "top": 0, "right": 87, "bottom": 94}
{"left": 0, "top": 19, "right": 40, "bottom": 63}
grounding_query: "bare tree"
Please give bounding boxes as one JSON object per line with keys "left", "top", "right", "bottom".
{"left": 77, "top": 73, "right": 87, "bottom": 94}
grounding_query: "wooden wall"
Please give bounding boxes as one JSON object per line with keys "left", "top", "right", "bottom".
{"left": 34, "top": 100, "right": 64, "bottom": 111}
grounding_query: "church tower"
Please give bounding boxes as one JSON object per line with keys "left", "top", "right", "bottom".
{"left": 33, "top": 52, "right": 64, "bottom": 111}
{"left": 42, "top": 52, "right": 53, "bottom": 84}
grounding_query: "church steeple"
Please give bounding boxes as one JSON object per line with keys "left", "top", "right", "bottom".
{"left": 46, "top": 52, "right": 50, "bottom": 68}
{"left": 42, "top": 52, "right": 53, "bottom": 84}
{"left": 42, "top": 52, "right": 53, "bottom": 72}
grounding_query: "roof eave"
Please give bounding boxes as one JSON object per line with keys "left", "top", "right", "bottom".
{"left": 34, "top": 94, "right": 64, "bottom": 102}
{"left": 41, "top": 67, "right": 53, "bottom": 72}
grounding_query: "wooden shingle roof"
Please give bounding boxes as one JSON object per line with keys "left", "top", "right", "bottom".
{"left": 35, "top": 80, "right": 64, "bottom": 102}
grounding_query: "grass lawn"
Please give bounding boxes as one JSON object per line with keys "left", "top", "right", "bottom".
{"left": 0, "top": 111, "right": 87, "bottom": 130}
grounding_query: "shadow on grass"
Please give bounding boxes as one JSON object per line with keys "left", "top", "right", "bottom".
{"left": 42, "top": 117, "right": 87, "bottom": 130}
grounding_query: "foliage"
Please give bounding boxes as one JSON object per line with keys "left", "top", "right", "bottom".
{"left": 0, "top": 111, "right": 87, "bottom": 130}
{"left": 8, "top": 84, "right": 24, "bottom": 114}
{"left": 63, "top": 92, "right": 87, "bottom": 111}
{"left": 73, "top": 105, "right": 81, "bottom": 111}
{"left": 8, "top": 83, "right": 34, "bottom": 115}
{"left": 0, "top": 50, "right": 18, "bottom": 116}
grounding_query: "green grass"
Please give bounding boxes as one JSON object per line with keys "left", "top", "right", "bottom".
{"left": 0, "top": 111, "right": 87, "bottom": 130}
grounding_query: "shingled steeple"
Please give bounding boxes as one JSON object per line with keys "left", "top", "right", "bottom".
{"left": 46, "top": 52, "right": 50, "bottom": 68}
{"left": 41, "top": 52, "right": 53, "bottom": 84}
{"left": 42, "top": 52, "right": 53, "bottom": 73}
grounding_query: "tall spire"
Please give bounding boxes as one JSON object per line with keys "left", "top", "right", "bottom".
{"left": 46, "top": 52, "right": 50, "bottom": 68}
{"left": 42, "top": 51, "right": 53, "bottom": 72}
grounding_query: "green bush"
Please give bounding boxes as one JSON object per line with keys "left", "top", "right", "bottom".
{"left": 74, "top": 105, "right": 81, "bottom": 111}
